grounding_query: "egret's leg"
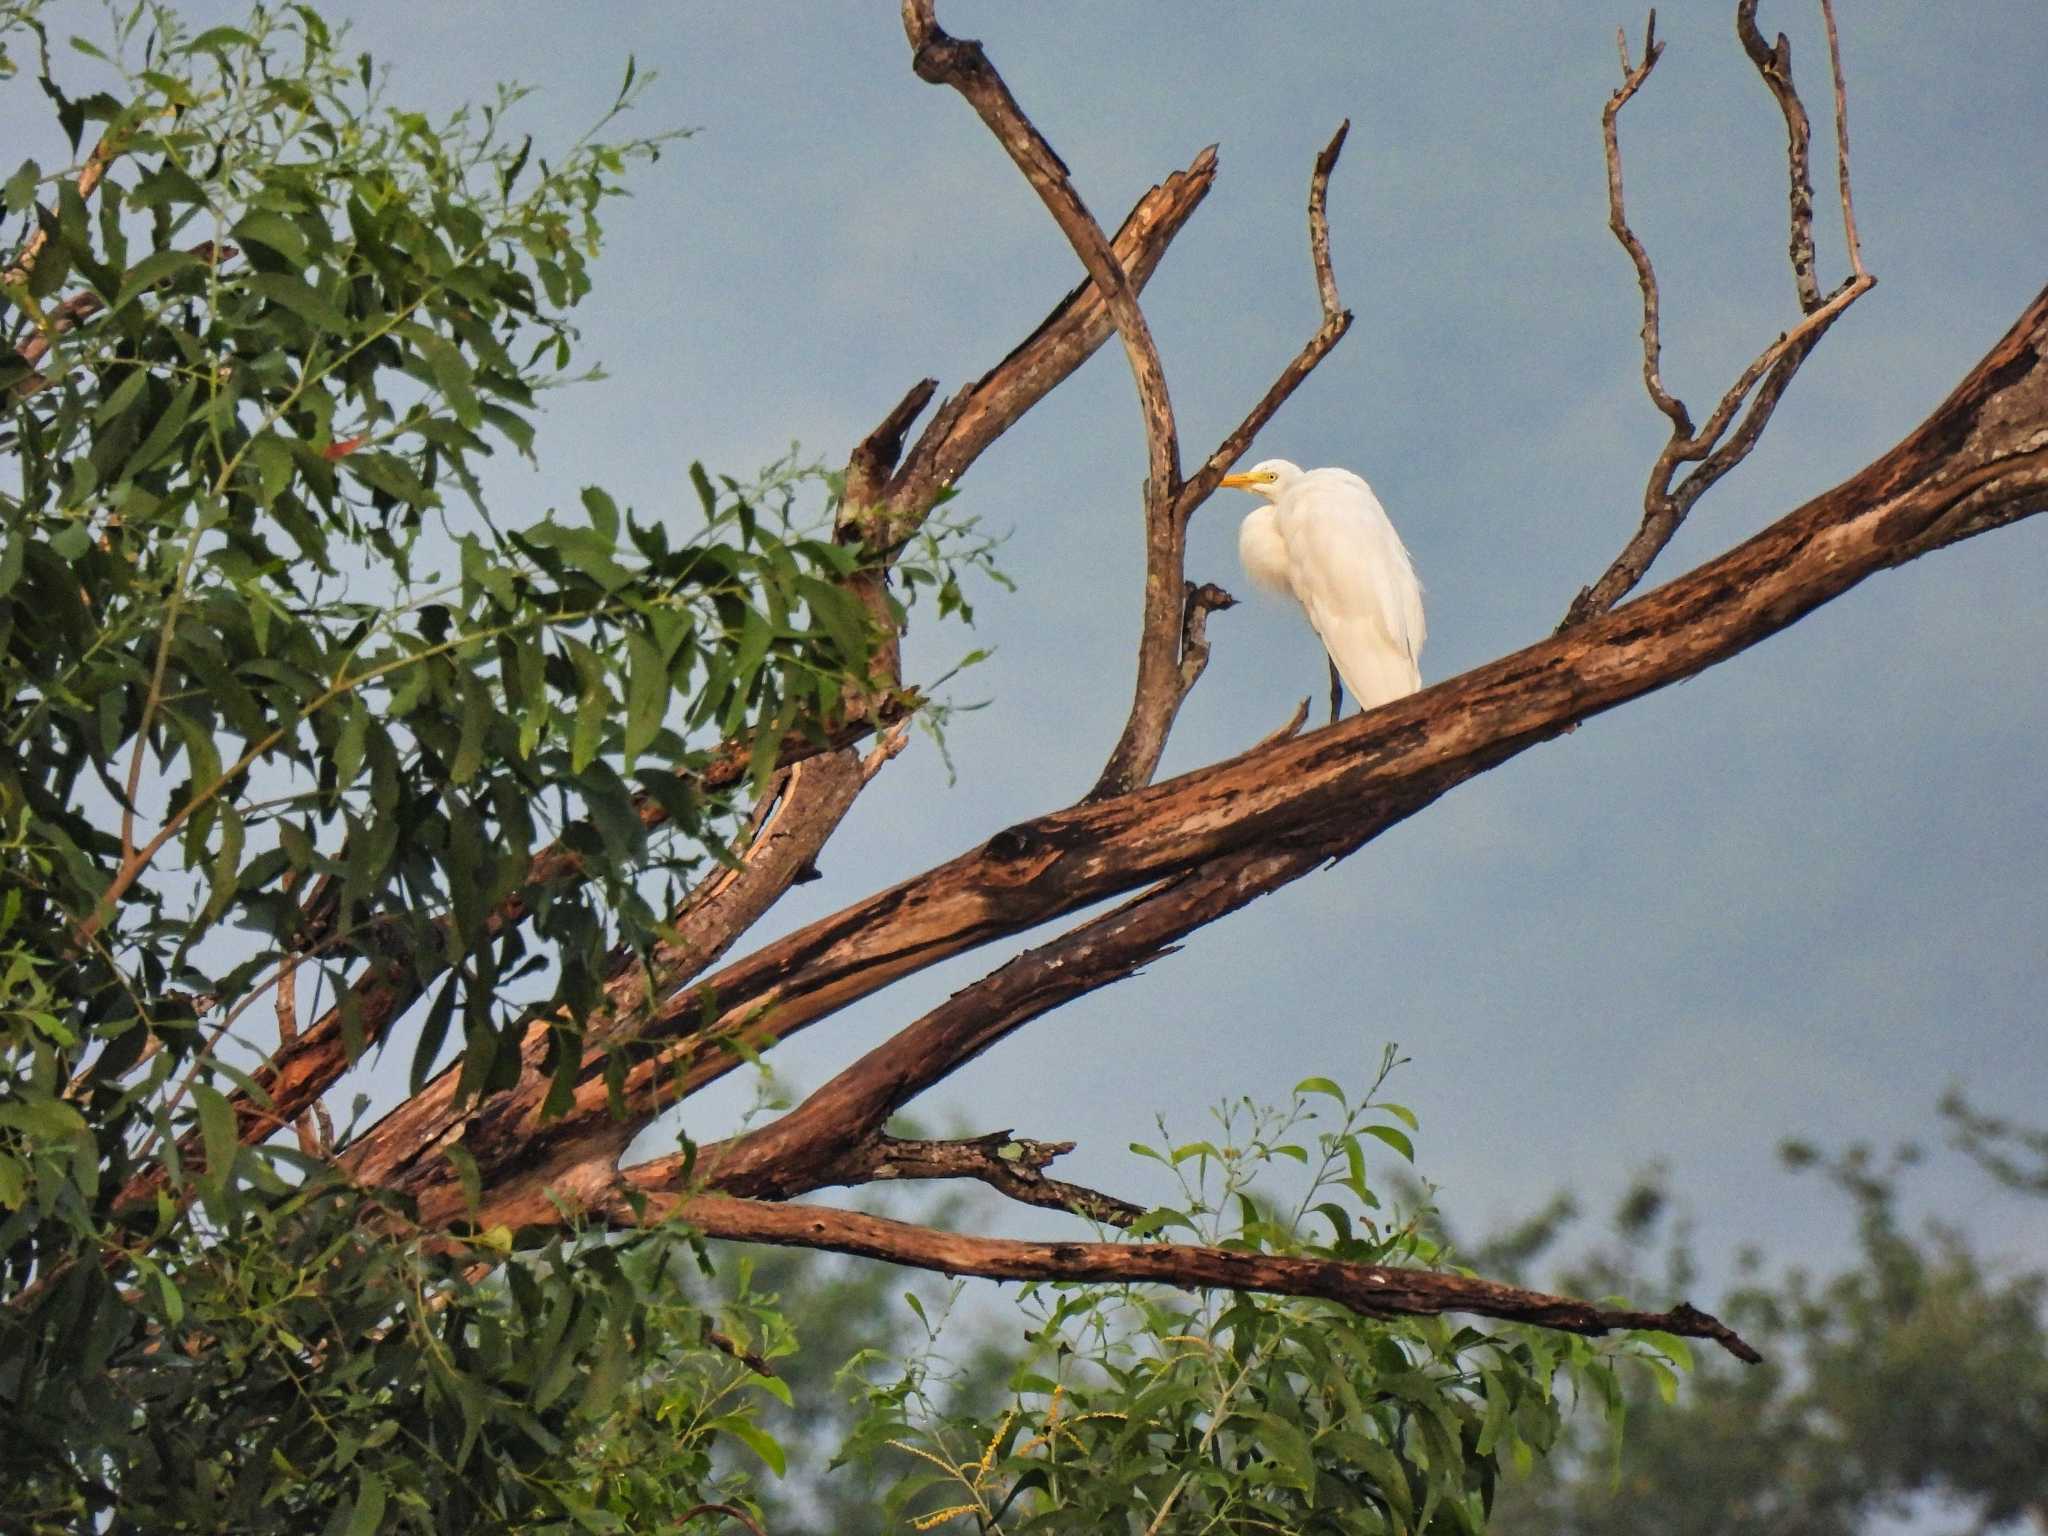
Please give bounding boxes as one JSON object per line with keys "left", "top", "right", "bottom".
{"left": 1327, "top": 658, "right": 1344, "bottom": 725}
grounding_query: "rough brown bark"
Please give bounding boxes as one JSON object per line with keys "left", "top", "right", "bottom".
{"left": 114, "top": 4, "right": 2048, "bottom": 1366}
{"left": 346, "top": 282, "right": 2048, "bottom": 1241}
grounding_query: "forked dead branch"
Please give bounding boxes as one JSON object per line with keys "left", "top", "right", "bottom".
{"left": 75, "top": 3, "right": 2048, "bottom": 1363}
{"left": 1562, "top": 0, "right": 1875, "bottom": 626}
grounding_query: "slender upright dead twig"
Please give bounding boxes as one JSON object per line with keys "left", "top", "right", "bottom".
{"left": 1561, "top": 2, "right": 1874, "bottom": 629}
{"left": 1090, "top": 118, "right": 1360, "bottom": 800}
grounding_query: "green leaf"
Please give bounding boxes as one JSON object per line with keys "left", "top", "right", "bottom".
{"left": 1294, "top": 1075, "right": 1346, "bottom": 1103}
{"left": 184, "top": 25, "right": 259, "bottom": 55}
{"left": 524, "top": 521, "right": 632, "bottom": 593}
{"left": 580, "top": 484, "right": 619, "bottom": 541}
{"left": 1377, "top": 1100, "right": 1420, "bottom": 1132}
{"left": 341, "top": 1468, "right": 387, "bottom": 1536}
{"left": 443, "top": 1140, "right": 482, "bottom": 1214}
{"left": 232, "top": 208, "right": 310, "bottom": 266}
{"left": 622, "top": 626, "right": 665, "bottom": 770}
{"left": 569, "top": 647, "right": 608, "bottom": 774}
{"left": 798, "top": 574, "right": 870, "bottom": 666}
{"left": 1645, "top": 1356, "right": 1680, "bottom": 1405}
{"left": 116, "top": 377, "right": 197, "bottom": 480}
{"left": 192, "top": 1083, "right": 238, "bottom": 1192}
{"left": 450, "top": 671, "right": 491, "bottom": 785}
{"left": 711, "top": 1414, "right": 788, "bottom": 1478}
{"left": 245, "top": 270, "right": 352, "bottom": 335}
{"left": 419, "top": 332, "right": 482, "bottom": 429}
{"left": 244, "top": 433, "right": 294, "bottom": 506}
{"left": 1362, "top": 1123, "right": 1415, "bottom": 1162}
{"left": 0, "top": 1096, "right": 87, "bottom": 1141}
{"left": 2, "top": 158, "right": 38, "bottom": 215}
{"left": 411, "top": 970, "right": 462, "bottom": 1094}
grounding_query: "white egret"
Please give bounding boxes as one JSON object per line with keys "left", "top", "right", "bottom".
{"left": 1220, "top": 459, "right": 1424, "bottom": 716}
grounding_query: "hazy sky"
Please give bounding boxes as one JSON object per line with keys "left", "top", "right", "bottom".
{"left": 14, "top": 2, "right": 2046, "bottom": 1309}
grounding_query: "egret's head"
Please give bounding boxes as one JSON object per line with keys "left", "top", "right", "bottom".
{"left": 1219, "top": 458, "right": 1302, "bottom": 503}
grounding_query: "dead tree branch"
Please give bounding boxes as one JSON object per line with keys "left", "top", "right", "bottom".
{"left": 137, "top": 145, "right": 1225, "bottom": 1204}
{"left": 104, "top": 6, "right": 2048, "bottom": 1367}
{"left": 690, "top": 843, "right": 1324, "bottom": 1221}
{"left": 899, "top": 1, "right": 1199, "bottom": 802}
{"left": 879, "top": 149, "right": 1217, "bottom": 530}
{"left": 582, "top": 1193, "right": 1764, "bottom": 1364}
{"left": 1561, "top": 4, "right": 1876, "bottom": 628}
{"left": 335, "top": 281, "right": 2048, "bottom": 1233}
{"left": 1817, "top": 0, "right": 1866, "bottom": 279}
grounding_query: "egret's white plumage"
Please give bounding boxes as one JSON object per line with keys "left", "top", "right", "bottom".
{"left": 1221, "top": 458, "right": 1424, "bottom": 713}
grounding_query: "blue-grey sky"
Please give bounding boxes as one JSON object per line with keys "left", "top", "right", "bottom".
{"left": 18, "top": 2, "right": 2048, "bottom": 1303}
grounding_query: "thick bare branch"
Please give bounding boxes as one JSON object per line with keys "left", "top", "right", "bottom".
{"left": 696, "top": 843, "right": 1321, "bottom": 1214}
{"left": 581, "top": 1193, "right": 1763, "bottom": 1363}
{"left": 345, "top": 283, "right": 2048, "bottom": 1231}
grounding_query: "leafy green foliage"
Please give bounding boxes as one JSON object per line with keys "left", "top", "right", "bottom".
{"left": 0, "top": 5, "right": 996, "bottom": 1528}
{"left": 846, "top": 1056, "right": 1676, "bottom": 1534}
{"left": 3, "top": 1178, "right": 800, "bottom": 1532}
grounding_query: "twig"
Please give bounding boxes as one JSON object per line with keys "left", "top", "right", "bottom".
{"left": 272, "top": 918, "right": 332, "bottom": 1158}
{"left": 701, "top": 1323, "right": 779, "bottom": 1380}
{"left": 1173, "top": 120, "right": 1357, "bottom": 524}
{"left": 1603, "top": 16, "right": 1689, "bottom": 437}
{"left": 1176, "top": 581, "right": 1237, "bottom": 695}
{"left": 859, "top": 718, "right": 915, "bottom": 784}
{"left": 1737, "top": 0, "right": 1820, "bottom": 311}
{"left": 1818, "top": 0, "right": 1865, "bottom": 278}
{"left": 836, "top": 1132, "right": 1146, "bottom": 1227}
{"left": 1255, "top": 696, "right": 1312, "bottom": 749}
{"left": 1308, "top": 118, "right": 1348, "bottom": 318}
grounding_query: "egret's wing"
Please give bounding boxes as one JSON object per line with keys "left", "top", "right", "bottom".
{"left": 1281, "top": 471, "right": 1425, "bottom": 705}
{"left": 1236, "top": 504, "right": 1294, "bottom": 597}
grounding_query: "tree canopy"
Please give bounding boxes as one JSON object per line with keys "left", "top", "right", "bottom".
{"left": 3, "top": 2, "right": 2044, "bottom": 1531}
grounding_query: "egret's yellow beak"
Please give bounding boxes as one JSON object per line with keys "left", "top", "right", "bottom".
{"left": 1219, "top": 472, "right": 1261, "bottom": 490}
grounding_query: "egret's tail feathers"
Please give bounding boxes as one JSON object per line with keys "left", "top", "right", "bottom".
{"left": 1321, "top": 622, "right": 1422, "bottom": 713}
